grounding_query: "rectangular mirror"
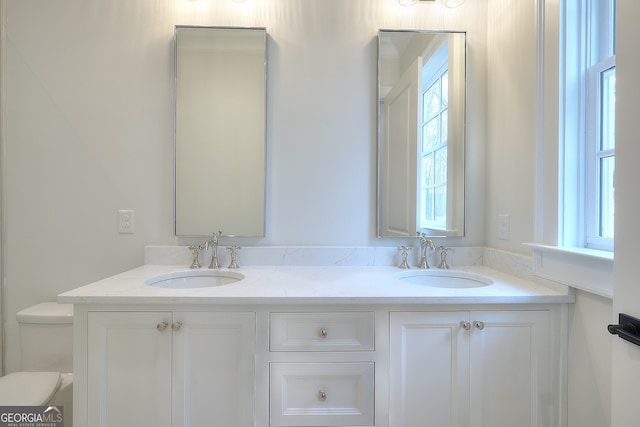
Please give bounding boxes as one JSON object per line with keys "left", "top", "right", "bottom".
{"left": 175, "top": 26, "right": 267, "bottom": 237}
{"left": 378, "top": 30, "right": 466, "bottom": 238}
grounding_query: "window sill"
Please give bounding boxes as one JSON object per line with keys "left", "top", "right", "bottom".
{"left": 524, "top": 243, "right": 613, "bottom": 299}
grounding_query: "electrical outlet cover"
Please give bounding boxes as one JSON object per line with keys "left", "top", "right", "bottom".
{"left": 118, "top": 210, "right": 134, "bottom": 234}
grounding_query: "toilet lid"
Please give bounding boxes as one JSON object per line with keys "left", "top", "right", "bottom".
{"left": 0, "top": 372, "right": 61, "bottom": 405}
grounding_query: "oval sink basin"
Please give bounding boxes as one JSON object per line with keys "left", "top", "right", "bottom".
{"left": 395, "top": 270, "right": 493, "bottom": 289}
{"left": 145, "top": 270, "right": 245, "bottom": 289}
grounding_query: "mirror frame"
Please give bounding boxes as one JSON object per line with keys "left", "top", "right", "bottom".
{"left": 174, "top": 25, "right": 267, "bottom": 237}
{"left": 377, "top": 29, "right": 467, "bottom": 238}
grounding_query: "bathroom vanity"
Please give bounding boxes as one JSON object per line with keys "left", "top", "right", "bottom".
{"left": 59, "top": 263, "right": 573, "bottom": 427}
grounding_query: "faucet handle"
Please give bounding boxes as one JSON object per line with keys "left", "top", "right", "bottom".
{"left": 188, "top": 244, "right": 203, "bottom": 269}
{"left": 438, "top": 246, "right": 452, "bottom": 269}
{"left": 227, "top": 246, "right": 241, "bottom": 269}
{"left": 398, "top": 246, "right": 412, "bottom": 269}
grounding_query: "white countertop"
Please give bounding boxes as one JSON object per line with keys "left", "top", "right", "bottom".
{"left": 58, "top": 264, "right": 574, "bottom": 305}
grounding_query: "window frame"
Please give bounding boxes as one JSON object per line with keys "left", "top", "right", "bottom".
{"left": 560, "top": 0, "right": 615, "bottom": 253}
{"left": 530, "top": 0, "right": 615, "bottom": 299}
{"left": 417, "top": 40, "right": 450, "bottom": 233}
{"left": 585, "top": 55, "right": 615, "bottom": 250}
{"left": 419, "top": 65, "right": 449, "bottom": 230}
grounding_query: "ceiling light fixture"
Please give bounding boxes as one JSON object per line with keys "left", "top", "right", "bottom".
{"left": 442, "top": 0, "right": 464, "bottom": 7}
{"left": 399, "top": 0, "right": 465, "bottom": 7}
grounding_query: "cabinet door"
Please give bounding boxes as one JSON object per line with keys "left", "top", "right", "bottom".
{"left": 389, "top": 312, "right": 470, "bottom": 427}
{"left": 87, "top": 311, "right": 172, "bottom": 427}
{"left": 468, "top": 310, "right": 551, "bottom": 427}
{"left": 171, "top": 312, "right": 255, "bottom": 427}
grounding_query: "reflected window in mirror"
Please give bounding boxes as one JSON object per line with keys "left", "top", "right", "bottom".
{"left": 420, "top": 42, "right": 449, "bottom": 230}
{"left": 377, "top": 30, "right": 466, "bottom": 238}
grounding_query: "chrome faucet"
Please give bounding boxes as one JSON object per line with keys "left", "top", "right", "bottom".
{"left": 204, "top": 231, "right": 222, "bottom": 269}
{"left": 416, "top": 232, "right": 436, "bottom": 269}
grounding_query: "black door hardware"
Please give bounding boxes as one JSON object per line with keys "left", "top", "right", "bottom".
{"left": 608, "top": 313, "right": 640, "bottom": 347}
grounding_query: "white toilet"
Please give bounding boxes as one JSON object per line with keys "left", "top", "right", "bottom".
{"left": 0, "top": 302, "right": 73, "bottom": 425}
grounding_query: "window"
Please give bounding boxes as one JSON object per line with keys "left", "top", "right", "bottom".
{"left": 586, "top": 56, "right": 615, "bottom": 248}
{"left": 561, "top": 0, "right": 616, "bottom": 252}
{"left": 419, "top": 43, "right": 449, "bottom": 231}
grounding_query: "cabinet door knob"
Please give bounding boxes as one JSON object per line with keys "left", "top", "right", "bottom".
{"left": 157, "top": 321, "right": 169, "bottom": 332}
{"left": 318, "top": 390, "right": 327, "bottom": 401}
{"left": 460, "top": 321, "right": 471, "bottom": 330}
{"left": 319, "top": 328, "right": 328, "bottom": 338}
{"left": 172, "top": 321, "right": 182, "bottom": 331}
{"left": 473, "top": 320, "right": 485, "bottom": 330}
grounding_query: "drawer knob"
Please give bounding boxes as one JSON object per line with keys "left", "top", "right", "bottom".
{"left": 157, "top": 321, "right": 168, "bottom": 332}
{"left": 172, "top": 321, "right": 182, "bottom": 331}
{"left": 460, "top": 321, "right": 471, "bottom": 330}
{"left": 319, "top": 328, "right": 328, "bottom": 338}
{"left": 318, "top": 390, "right": 327, "bottom": 401}
{"left": 473, "top": 320, "right": 485, "bottom": 330}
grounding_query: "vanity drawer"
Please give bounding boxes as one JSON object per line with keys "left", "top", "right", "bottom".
{"left": 270, "top": 312, "right": 375, "bottom": 351}
{"left": 270, "top": 362, "right": 374, "bottom": 427}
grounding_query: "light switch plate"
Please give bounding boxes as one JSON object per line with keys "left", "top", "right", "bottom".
{"left": 498, "top": 214, "right": 509, "bottom": 240}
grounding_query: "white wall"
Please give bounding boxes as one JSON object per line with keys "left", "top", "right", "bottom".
{"left": 1, "top": 0, "right": 487, "bottom": 372}
{"left": 568, "top": 291, "right": 612, "bottom": 427}
{"left": 485, "top": 0, "right": 536, "bottom": 254}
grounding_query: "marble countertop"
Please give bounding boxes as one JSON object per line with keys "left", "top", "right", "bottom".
{"left": 58, "top": 264, "right": 574, "bottom": 305}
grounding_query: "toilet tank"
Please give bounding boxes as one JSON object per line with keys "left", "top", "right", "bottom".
{"left": 17, "top": 302, "right": 73, "bottom": 373}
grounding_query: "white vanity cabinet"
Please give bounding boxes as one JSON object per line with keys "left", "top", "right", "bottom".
{"left": 85, "top": 310, "right": 255, "bottom": 427}
{"left": 73, "top": 303, "right": 566, "bottom": 427}
{"left": 389, "top": 309, "right": 560, "bottom": 427}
